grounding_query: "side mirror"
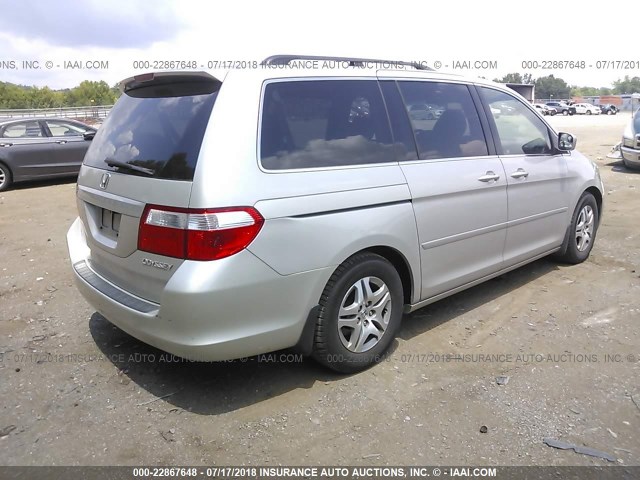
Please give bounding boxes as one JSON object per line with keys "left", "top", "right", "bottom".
{"left": 83, "top": 131, "right": 96, "bottom": 141}
{"left": 557, "top": 132, "right": 576, "bottom": 151}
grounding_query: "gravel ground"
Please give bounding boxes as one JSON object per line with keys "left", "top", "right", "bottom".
{"left": 0, "top": 113, "right": 638, "bottom": 466}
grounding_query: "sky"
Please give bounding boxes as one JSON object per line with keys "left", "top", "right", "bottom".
{"left": 0, "top": 0, "right": 637, "bottom": 90}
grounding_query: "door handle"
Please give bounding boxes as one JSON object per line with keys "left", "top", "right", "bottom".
{"left": 0, "top": 142, "right": 12, "bottom": 147}
{"left": 56, "top": 140, "right": 67, "bottom": 145}
{"left": 478, "top": 171, "right": 500, "bottom": 182}
{"left": 511, "top": 168, "right": 529, "bottom": 179}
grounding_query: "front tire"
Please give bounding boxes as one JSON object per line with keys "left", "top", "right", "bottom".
{"left": 313, "top": 252, "right": 403, "bottom": 373}
{"left": 0, "top": 163, "right": 12, "bottom": 192}
{"left": 555, "top": 193, "right": 599, "bottom": 264}
{"left": 623, "top": 157, "right": 640, "bottom": 170}
{"left": 563, "top": 110, "right": 569, "bottom": 116}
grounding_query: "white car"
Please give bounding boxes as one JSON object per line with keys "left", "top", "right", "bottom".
{"left": 534, "top": 104, "right": 555, "bottom": 116}
{"left": 574, "top": 103, "right": 601, "bottom": 115}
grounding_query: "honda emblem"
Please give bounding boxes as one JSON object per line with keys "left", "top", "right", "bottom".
{"left": 99, "top": 173, "right": 111, "bottom": 189}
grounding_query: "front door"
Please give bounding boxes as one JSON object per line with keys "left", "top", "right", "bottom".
{"left": 478, "top": 87, "right": 570, "bottom": 267}
{"left": 43, "top": 119, "right": 92, "bottom": 176}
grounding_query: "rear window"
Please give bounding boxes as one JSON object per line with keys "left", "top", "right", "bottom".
{"left": 84, "top": 80, "right": 219, "bottom": 180}
{"left": 260, "top": 80, "right": 397, "bottom": 170}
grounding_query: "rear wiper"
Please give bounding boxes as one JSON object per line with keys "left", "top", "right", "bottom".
{"left": 105, "top": 159, "right": 155, "bottom": 176}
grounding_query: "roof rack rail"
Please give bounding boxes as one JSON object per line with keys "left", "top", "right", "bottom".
{"left": 261, "top": 54, "right": 434, "bottom": 71}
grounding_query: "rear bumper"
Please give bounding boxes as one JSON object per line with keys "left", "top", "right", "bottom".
{"left": 67, "top": 217, "right": 332, "bottom": 361}
{"left": 621, "top": 147, "right": 640, "bottom": 167}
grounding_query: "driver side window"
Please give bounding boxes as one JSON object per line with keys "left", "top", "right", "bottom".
{"left": 480, "top": 88, "right": 553, "bottom": 155}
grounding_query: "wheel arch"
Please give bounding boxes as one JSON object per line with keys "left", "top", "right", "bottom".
{"left": 0, "top": 159, "right": 13, "bottom": 186}
{"left": 357, "top": 245, "right": 414, "bottom": 306}
{"left": 292, "top": 244, "right": 416, "bottom": 357}
{"left": 557, "top": 186, "right": 602, "bottom": 257}
{"left": 585, "top": 186, "right": 603, "bottom": 226}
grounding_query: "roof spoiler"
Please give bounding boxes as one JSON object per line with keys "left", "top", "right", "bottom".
{"left": 119, "top": 71, "right": 221, "bottom": 94}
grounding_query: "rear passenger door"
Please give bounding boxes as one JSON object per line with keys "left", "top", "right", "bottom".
{"left": 478, "top": 87, "right": 570, "bottom": 266}
{"left": 0, "top": 120, "right": 53, "bottom": 179}
{"left": 382, "top": 80, "right": 508, "bottom": 301}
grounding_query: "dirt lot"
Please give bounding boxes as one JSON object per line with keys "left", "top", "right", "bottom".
{"left": 0, "top": 113, "right": 639, "bottom": 467}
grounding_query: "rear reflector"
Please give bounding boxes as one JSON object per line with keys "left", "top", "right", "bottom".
{"left": 138, "top": 205, "right": 264, "bottom": 261}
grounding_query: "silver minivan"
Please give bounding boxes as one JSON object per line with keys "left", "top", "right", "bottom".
{"left": 67, "top": 55, "right": 604, "bottom": 372}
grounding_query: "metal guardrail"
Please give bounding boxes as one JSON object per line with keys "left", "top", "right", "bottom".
{"left": 0, "top": 105, "right": 113, "bottom": 119}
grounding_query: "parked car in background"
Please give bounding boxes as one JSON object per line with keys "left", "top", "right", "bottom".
{"left": 599, "top": 104, "right": 619, "bottom": 115}
{"left": 534, "top": 103, "right": 555, "bottom": 116}
{"left": 574, "top": 103, "right": 601, "bottom": 115}
{"left": 0, "top": 118, "right": 96, "bottom": 191}
{"left": 407, "top": 103, "right": 443, "bottom": 120}
{"left": 621, "top": 107, "right": 640, "bottom": 169}
{"left": 497, "top": 103, "right": 516, "bottom": 115}
{"left": 67, "top": 58, "right": 604, "bottom": 373}
{"left": 546, "top": 102, "right": 576, "bottom": 116}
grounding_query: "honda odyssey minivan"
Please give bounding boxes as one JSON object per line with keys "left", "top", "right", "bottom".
{"left": 67, "top": 55, "right": 604, "bottom": 372}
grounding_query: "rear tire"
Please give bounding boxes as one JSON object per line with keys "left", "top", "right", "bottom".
{"left": 587, "top": 110, "right": 592, "bottom": 115}
{"left": 0, "top": 163, "right": 12, "bottom": 192}
{"left": 312, "top": 252, "right": 403, "bottom": 373}
{"left": 555, "top": 193, "right": 598, "bottom": 264}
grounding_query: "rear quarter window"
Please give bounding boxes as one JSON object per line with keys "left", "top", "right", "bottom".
{"left": 2, "top": 121, "right": 43, "bottom": 138}
{"left": 260, "top": 80, "right": 398, "bottom": 170}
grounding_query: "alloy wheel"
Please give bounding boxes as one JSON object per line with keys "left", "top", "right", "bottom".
{"left": 337, "top": 276, "right": 392, "bottom": 353}
{"left": 575, "top": 205, "right": 595, "bottom": 252}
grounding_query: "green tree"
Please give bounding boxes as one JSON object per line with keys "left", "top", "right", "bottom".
{"left": 0, "top": 80, "right": 120, "bottom": 109}
{"left": 612, "top": 76, "right": 640, "bottom": 94}
{"left": 534, "top": 75, "right": 571, "bottom": 99}
{"left": 495, "top": 73, "right": 523, "bottom": 83}
{"left": 30, "top": 87, "right": 65, "bottom": 108}
{"left": 493, "top": 73, "right": 535, "bottom": 84}
{"left": 571, "top": 86, "right": 599, "bottom": 97}
{"left": 65, "top": 80, "right": 118, "bottom": 106}
{"left": 0, "top": 82, "right": 29, "bottom": 109}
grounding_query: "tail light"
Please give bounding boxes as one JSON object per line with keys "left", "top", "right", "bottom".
{"left": 138, "top": 205, "right": 264, "bottom": 261}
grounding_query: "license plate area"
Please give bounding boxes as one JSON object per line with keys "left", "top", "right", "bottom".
{"left": 100, "top": 208, "right": 121, "bottom": 239}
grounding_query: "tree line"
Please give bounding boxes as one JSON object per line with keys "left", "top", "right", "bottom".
{"left": 494, "top": 73, "right": 640, "bottom": 99}
{"left": 1, "top": 75, "right": 639, "bottom": 109}
{"left": 0, "top": 80, "right": 120, "bottom": 109}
